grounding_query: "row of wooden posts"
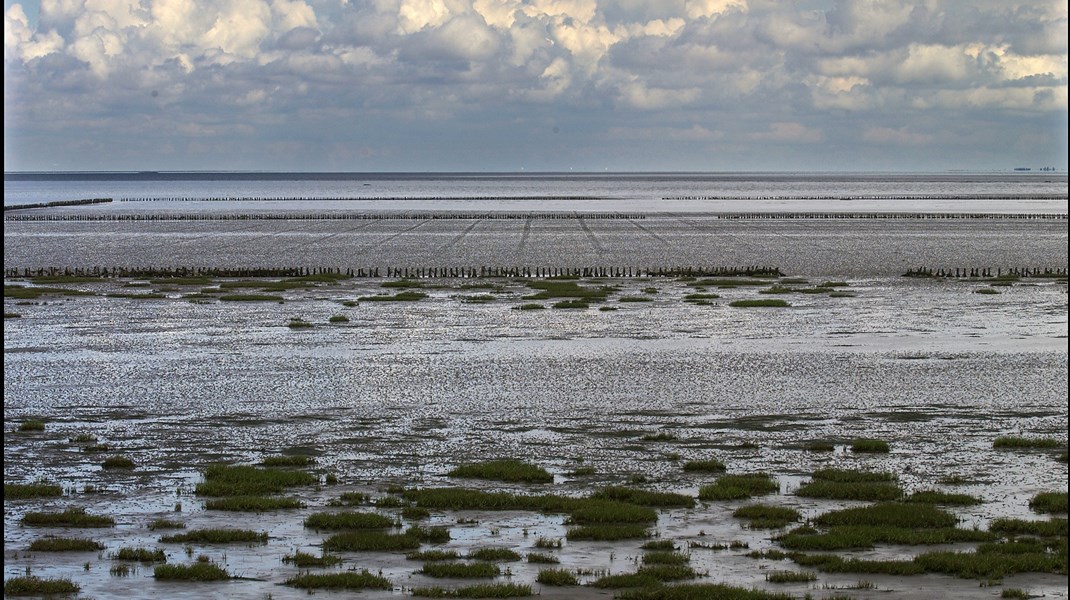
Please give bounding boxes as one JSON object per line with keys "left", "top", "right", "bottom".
{"left": 4, "top": 265, "right": 784, "bottom": 280}
{"left": 903, "top": 267, "right": 1068, "bottom": 278}
{"left": 6, "top": 212, "right": 1066, "bottom": 222}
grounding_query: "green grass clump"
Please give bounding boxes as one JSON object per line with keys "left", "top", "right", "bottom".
{"left": 805, "top": 441, "right": 835, "bottom": 452}
{"left": 328, "top": 315, "right": 350, "bottom": 323}
{"left": 421, "top": 562, "right": 500, "bottom": 578}
{"left": 71, "top": 433, "right": 97, "bottom": 443}
{"left": 102, "top": 455, "right": 135, "bottom": 469}
{"left": 513, "top": 303, "right": 545, "bottom": 310}
{"left": 447, "top": 460, "right": 553, "bottom": 483}
{"left": 5, "top": 285, "right": 94, "bottom": 299}
{"left": 323, "top": 530, "right": 422, "bottom": 551}
{"left": 83, "top": 443, "right": 111, "bottom": 453}
{"left": 778, "top": 525, "right": 994, "bottom": 551}
{"left": 795, "top": 469, "right": 902, "bottom": 501}
{"left": 402, "top": 488, "right": 570, "bottom": 511}
{"left": 17, "top": 420, "right": 46, "bottom": 432}
{"left": 1030, "top": 492, "right": 1068, "bottom": 514}
{"left": 589, "top": 486, "right": 695, "bottom": 508}
{"left": 682, "top": 459, "right": 726, "bottom": 473}
{"left": 683, "top": 293, "right": 720, "bottom": 301}
{"left": 28, "top": 537, "right": 104, "bottom": 551}
{"left": 643, "top": 551, "right": 690, "bottom": 565}
{"left": 552, "top": 300, "right": 589, "bottom": 309}
{"left": 536, "top": 568, "right": 577, "bottom": 585}
{"left": 593, "top": 565, "right": 697, "bottom": 587}
{"left": 851, "top": 438, "right": 890, "bottom": 453}
{"left": 22, "top": 507, "right": 114, "bottom": 527}
{"left": 534, "top": 537, "right": 562, "bottom": 549}
{"left": 411, "top": 583, "right": 533, "bottom": 597}
{"left": 975, "top": 288, "right": 1001, "bottom": 294}
{"left": 616, "top": 584, "right": 796, "bottom": 600}
{"left": 153, "top": 562, "right": 230, "bottom": 581}
{"left": 905, "top": 490, "right": 983, "bottom": 505}
{"left": 204, "top": 495, "right": 304, "bottom": 511}
{"left": 733, "top": 504, "right": 801, "bottom": 529}
{"left": 729, "top": 299, "right": 790, "bottom": 308}
{"left": 990, "top": 518, "right": 1067, "bottom": 537}
{"left": 566, "top": 524, "right": 650, "bottom": 540}
{"left": 148, "top": 518, "right": 185, "bottom": 530}
{"left": 468, "top": 548, "right": 522, "bottom": 561}
{"left": 408, "top": 549, "right": 461, "bottom": 561}
{"left": 814, "top": 503, "right": 957, "bottom": 529}
{"left": 115, "top": 547, "right": 166, "bottom": 562}
{"left": 285, "top": 570, "right": 391, "bottom": 590}
{"left": 641, "top": 431, "right": 677, "bottom": 441}
{"left": 994, "top": 436, "right": 1064, "bottom": 449}
{"left": 566, "top": 500, "right": 658, "bottom": 524}
{"left": 698, "top": 473, "right": 778, "bottom": 500}
{"left": 360, "top": 291, "right": 428, "bottom": 302}
{"left": 403, "top": 506, "right": 432, "bottom": 520}
{"left": 3, "top": 576, "right": 80, "bottom": 595}
{"left": 195, "top": 464, "right": 317, "bottom": 496}
{"left": 787, "top": 553, "right": 924, "bottom": 575}
{"left": 218, "top": 294, "right": 283, "bottom": 302}
{"left": 261, "top": 455, "right": 314, "bottom": 467}
{"left": 159, "top": 528, "right": 267, "bottom": 544}
{"left": 914, "top": 546, "right": 1068, "bottom": 579}
{"left": 765, "top": 570, "right": 817, "bottom": 583}
{"left": 524, "top": 280, "right": 611, "bottom": 301}
{"left": 526, "top": 552, "right": 559, "bottom": 564}
{"left": 287, "top": 319, "right": 313, "bottom": 328}
{"left": 1001, "top": 589, "right": 1030, "bottom": 599}
{"left": 5, "top": 482, "right": 63, "bottom": 499}
{"left": 404, "top": 525, "right": 449, "bottom": 544}
{"left": 4, "top": 312, "right": 21, "bottom": 318}
{"left": 303, "top": 511, "right": 395, "bottom": 530}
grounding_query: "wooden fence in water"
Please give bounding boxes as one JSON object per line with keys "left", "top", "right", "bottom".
{"left": 4, "top": 265, "right": 783, "bottom": 280}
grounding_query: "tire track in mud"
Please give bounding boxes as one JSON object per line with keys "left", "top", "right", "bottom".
{"left": 278, "top": 218, "right": 382, "bottom": 252}
{"left": 578, "top": 217, "right": 605, "bottom": 255}
{"left": 627, "top": 218, "right": 671, "bottom": 246}
{"left": 357, "top": 220, "right": 429, "bottom": 254}
{"left": 517, "top": 218, "right": 533, "bottom": 253}
{"left": 440, "top": 219, "right": 483, "bottom": 251}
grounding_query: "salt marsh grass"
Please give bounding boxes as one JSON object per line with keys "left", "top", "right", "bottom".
{"left": 28, "top": 537, "right": 104, "bottom": 551}
{"left": 411, "top": 583, "right": 532, "bottom": 597}
{"left": 728, "top": 299, "right": 791, "bottom": 308}
{"left": 905, "top": 490, "right": 983, "bottom": 505}
{"left": 420, "top": 562, "right": 500, "bottom": 578}
{"left": 323, "top": 530, "right": 421, "bottom": 551}
{"left": 114, "top": 547, "right": 166, "bottom": 562}
{"left": 525, "top": 552, "right": 559, "bottom": 564}
{"left": 1029, "top": 492, "right": 1068, "bottom": 514}
{"left": 851, "top": 439, "right": 890, "bottom": 453}
{"left": 536, "top": 568, "right": 578, "bottom": 585}
{"left": 204, "top": 495, "right": 305, "bottom": 511}
{"left": 682, "top": 459, "right": 726, "bottom": 472}
{"left": 284, "top": 570, "right": 391, "bottom": 590}
{"left": 733, "top": 504, "right": 801, "bottom": 529}
{"left": 795, "top": 469, "right": 902, "bottom": 501}
{"left": 616, "top": 584, "right": 795, "bottom": 599}
{"left": 159, "top": 528, "right": 268, "bottom": 544}
{"left": 260, "top": 455, "right": 314, "bottom": 466}
{"left": 4, "top": 482, "right": 63, "bottom": 499}
{"left": 22, "top": 507, "right": 115, "bottom": 527}
{"left": 102, "top": 455, "right": 135, "bottom": 469}
{"left": 765, "top": 570, "right": 816, "bottom": 583}
{"left": 590, "top": 486, "right": 695, "bottom": 508}
{"left": 3, "top": 576, "right": 80, "bottom": 595}
{"left": 303, "top": 511, "right": 395, "bottom": 529}
{"left": 153, "top": 562, "right": 230, "bottom": 581}
{"left": 17, "top": 420, "right": 46, "bottom": 432}
{"left": 195, "top": 464, "right": 317, "bottom": 496}
{"left": 447, "top": 460, "right": 553, "bottom": 483}
{"left": 698, "top": 473, "right": 778, "bottom": 500}
{"left": 994, "top": 436, "right": 1064, "bottom": 449}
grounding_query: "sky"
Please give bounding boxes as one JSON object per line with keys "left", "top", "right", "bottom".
{"left": 3, "top": 0, "right": 1068, "bottom": 172}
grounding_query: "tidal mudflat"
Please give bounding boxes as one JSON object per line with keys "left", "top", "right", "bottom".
{"left": 3, "top": 269, "right": 1067, "bottom": 600}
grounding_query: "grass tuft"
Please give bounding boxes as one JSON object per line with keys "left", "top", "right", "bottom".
{"left": 22, "top": 507, "right": 114, "bottom": 527}
{"left": 115, "top": 547, "right": 167, "bottom": 562}
{"left": 411, "top": 583, "right": 533, "bottom": 597}
{"left": 284, "top": 570, "right": 391, "bottom": 590}
{"left": 468, "top": 547, "right": 522, "bottom": 561}
{"left": 728, "top": 299, "right": 790, "bottom": 308}
{"left": 994, "top": 436, "right": 1064, "bottom": 449}
{"left": 3, "top": 577, "right": 80, "bottom": 595}
{"left": 698, "top": 473, "right": 778, "bottom": 500}
{"left": 1029, "top": 492, "right": 1068, "bottom": 514}
{"left": 195, "top": 464, "right": 317, "bottom": 496}
{"left": 102, "top": 455, "right": 136, "bottom": 469}
{"left": 153, "top": 562, "right": 230, "bottom": 581}
{"left": 28, "top": 537, "right": 104, "bottom": 552}
{"left": 159, "top": 528, "right": 267, "bottom": 544}
{"left": 447, "top": 460, "right": 553, "bottom": 484}
{"left": 5, "top": 482, "right": 63, "bottom": 499}
{"left": 421, "top": 562, "right": 500, "bottom": 578}
{"left": 682, "top": 459, "right": 726, "bottom": 473}
{"left": 733, "top": 504, "right": 801, "bottom": 529}
{"left": 851, "top": 439, "right": 890, "bottom": 453}
{"left": 303, "top": 511, "right": 395, "bottom": 530}
{"left": 537, "top": 568, "right": 578, "bottom": 585}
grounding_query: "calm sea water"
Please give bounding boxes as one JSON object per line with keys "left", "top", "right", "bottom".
{"left": 4, "top": 171, "right": 1068, "bottom": 213}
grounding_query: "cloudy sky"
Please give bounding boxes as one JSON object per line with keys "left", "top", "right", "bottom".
{"left": 3, "top": 0, "right": 1068, "bottom": 172}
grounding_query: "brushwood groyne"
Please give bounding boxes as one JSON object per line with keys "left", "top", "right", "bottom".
{"left": 4, "top": 212, "right": 1067, "bottom": 222}
{"left": 4, "top": 265, "right": 783, "bottom": 280}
